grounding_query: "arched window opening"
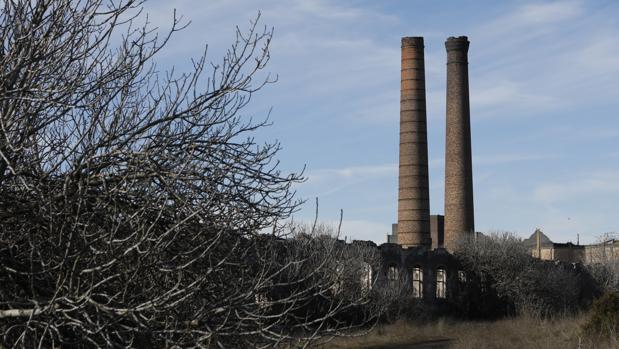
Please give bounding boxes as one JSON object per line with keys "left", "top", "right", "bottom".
{"left": 361, "top": 262, "right": 373, "bottom": 292}
{"left": 436, "top": 268, "right": 447, "bottom": 299}
{"left": 255, "top": 280, "right": 272, "bottom": 308}
{"left": 387, "top": 265, "right": 399, "bottom": 285}
{"left": 255, "top": 293, "right": 269, "bottom": 308}
{"left": 458, "top": 270, "right": 467, "bottom": 284}
{"left": 412, "top": 266, "right": 423, "bottom": 298}
{"left": 331, "top": 264, "right": 344, "bottom": 295}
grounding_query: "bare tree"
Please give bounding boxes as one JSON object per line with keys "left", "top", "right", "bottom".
{"left": 455, "top": 232, "right": 581, "bottom": 317}
{"left": 0, "top": 1, "right": 380, "bottom": 347}
{"left": 268, "top": 222, "right": 388, "bottom": 347}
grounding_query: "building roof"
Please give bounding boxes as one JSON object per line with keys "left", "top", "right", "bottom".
{"left": 523, "top": 230, "right": 554, "bottom": 249}
{"left": 552, "top": 242, "right": 583, "bottom": 249}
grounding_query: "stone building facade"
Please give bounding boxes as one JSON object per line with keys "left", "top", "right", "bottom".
{"left": 526, "top": 229, "right": 619, "bottom": 264}
{"left": 378, "top": 243, "right": 462, "bottom": 299}
{"left": 585, "top": 239, "right": 619, "bottom": 264}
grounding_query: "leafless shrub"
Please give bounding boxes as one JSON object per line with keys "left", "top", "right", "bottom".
{"left": 375, "top": 265, "right": 411, "bottom": 323}
{"left": 581, "top": 290, "right": 619, "bottom": 342}
{"left": 0, "top": 1, "right": 380, "bottom": 347}
{"left": 455, "top": 232, "right": 581, "bottom": 317}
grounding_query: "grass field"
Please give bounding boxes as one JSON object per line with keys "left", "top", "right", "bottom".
{"left": 316, "top": 314, "right": 618, "bottom": 349}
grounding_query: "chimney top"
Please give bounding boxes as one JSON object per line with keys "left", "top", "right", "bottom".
{"left": 445, "top": 36, "right": 470, "bottom": 51}
{"left": 446, "top": 36, "right": 469, "bottom": 41}
{"left": 402, "top": 36, "right": 424, "bottom": 48}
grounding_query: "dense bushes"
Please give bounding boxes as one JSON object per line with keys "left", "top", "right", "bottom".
{"left": 582, "top": 291, "right": 619, "bottom": 339}
{"left": 455, "top": 232, "right": 595, "bottom": 318}
{"left": 0, "top": 1, "right": 384, "bottom": 346}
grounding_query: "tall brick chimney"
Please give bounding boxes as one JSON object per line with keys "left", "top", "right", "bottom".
{"left": 397, "top": 37, "right": 431, "bottom": 248}
{"left": 444, "top": 36, "right": 475, "bottom": 251}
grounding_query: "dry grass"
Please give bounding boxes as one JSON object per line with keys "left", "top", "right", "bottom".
{"left": 316, "top": 314, "right": 619, "bottom": 349}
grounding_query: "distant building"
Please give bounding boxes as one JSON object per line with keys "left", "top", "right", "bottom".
{"left": 377, "top": 242, "right": 464, "bottom": 307}
{"left": 584, "top": 238, "right": 619, "bottom": 264}
{"left": 526, "top": 229, "right": 618, "bottom": 264}
{"left": 386, "top": 223, "right": 398, "bottom": 244}
{"left": 388, "top": 216, "right": 445, "bottom": 249}
{"left": 525, "top": 229, "right": 583, "bottom": 263}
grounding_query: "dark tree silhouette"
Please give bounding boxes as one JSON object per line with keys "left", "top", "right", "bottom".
{"left": 455, "top": 232, "right": 584, "bottom": 317}
{"left": 0, "top": 1, "right": 383, "bottom": 347}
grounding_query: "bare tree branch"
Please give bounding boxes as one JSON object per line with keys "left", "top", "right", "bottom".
{"left": 0, "top": 1, "right": 385, "bottom": 347}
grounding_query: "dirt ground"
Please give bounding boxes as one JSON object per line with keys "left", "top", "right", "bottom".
{"left": 315, "top": 315, "right": 617, "bottom": 349}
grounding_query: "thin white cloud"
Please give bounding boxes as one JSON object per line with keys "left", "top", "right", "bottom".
{"left": 307, "top": 163, "right": 397, "bottom": 183}
{"left": 144, "top": 0, "right": 402, "bottom": 124}
{"left": 290, "top": 218, "right": 392, "bottom": 243}
{"left": 534, "top": 209, "right": 611, "bottom": 245}
{"left": 475, "top": 153, "right": 561, "bottom": 165}
{"left": 297, "top": 163, "right": 397, "bottom": 199}
{"left": 533, "top": 171, "right": 619, "bottom": 204}
{"left": 518, "top": 1, "right": 583, "bottom": 24}
{"left": 470, "top": 79, "right": 559, "bottom": 118}
{"left": 476, "top": 0, "right": 583, "bottom": 41}
{"left": 430, "top": 153, "right": 560, "bottom": 168}
{"left": 140, "top": 0, "right": 619, "bottom": 246}
{"left": 291, "top": 0, "right": 397, "bottom": 22}
{"left": 561, "top": 34, "right": 619, "bottom": 98}
{"left": 305, "top": 152, "right": 555, "bottom": 182}
{"left": 463, "top": 0, "right": 619, "bottom": 119}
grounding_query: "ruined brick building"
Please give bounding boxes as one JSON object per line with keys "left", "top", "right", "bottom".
{"left": 364, "top": 36, "right": 614, "bottom": 309}
{"left": 370, "top": 36, "right": 476, "bottom": 305}
{"left": 374, "top": 37, "right": 615, "bottom": 307}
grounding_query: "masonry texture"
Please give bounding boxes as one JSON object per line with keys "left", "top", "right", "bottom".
{"left": 444, "top": 36, "right": 475, "bottom": 251}
{"left": 397, "top": 37, "right": 431, "bottom": 248}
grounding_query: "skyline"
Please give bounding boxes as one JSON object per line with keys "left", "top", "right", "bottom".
{"left": 146, "top": 0, "right": 619, "bottom": 244}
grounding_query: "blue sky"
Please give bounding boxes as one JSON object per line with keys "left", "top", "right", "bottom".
{"left": 144, "top": 0, "right": 619, "bottom": 244}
